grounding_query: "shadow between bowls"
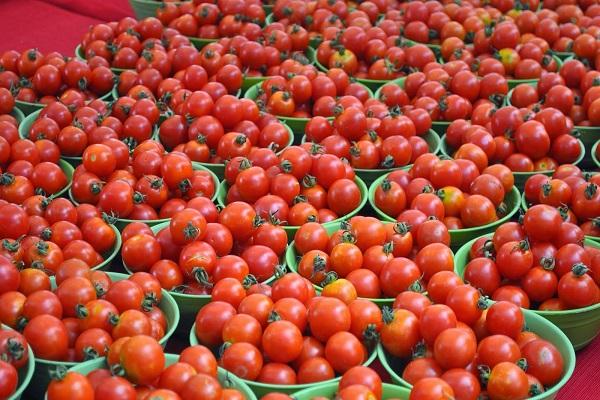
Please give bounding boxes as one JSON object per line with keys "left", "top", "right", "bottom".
{"left": 188, "top": 322, "right": 378, "bottom": 397}
{"left": 4, "top": 324, "right": 35, "bottom": 400}
{"left": 52, "top": 354, "right": 257, "bottom": 400}
{"left": 30, "top": 272, "right": 179, "bottom": 398}
{"left": 454, "top": 234, "right": 600, "bottom": 350}
{"left": 377, "top": 307, "right": 576, "bottom": 400}
{"left": 215, "top": 175, "right": 368, "bottom": 241}
{"left": 367, "top": 173, "right": 522, "bottom": 249}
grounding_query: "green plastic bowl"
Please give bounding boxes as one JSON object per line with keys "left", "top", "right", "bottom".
{"left": 3, "top": 325, "right": 35, "bottom": 400}
{"left": 439, "top": 134, "right": 586, "bottom": 190}
{"left": 293, "top": 382, "right": 411, "bottom": 400}
{"left": 216, "top": 175, "right": 368, "bottom": 240}
{"left": 244, "top": 82, "right": 334, "bottom": 134}
{"left": 189, "top": 322, "right": 377, "bottom": 397}
{"left": 56, "top": 354, "right": 257, "bottom": 400}
{"left": 378, "top": 308, "right": 576, "bottom": 400}
{"left": 128, "top": 0, "right": 187, "bottom": 20}
{"left": 11, "top": 108, "right": 25, "bottom": 125}
{"left": 368, "top": 173, "right": 521, "bottom": 248}
{"left": 593, "top": 140, "right": 600, "bottom": 169}
{"left": 300, "top": 129, "right": 440, "bottom": 186}
{"left": 455, "top": 234, "right": 600, "bottom": 350}
{"left": 193, "top": 122, "right": 294, "bottom": 179}
{"left": 30, "top": 272, "right": 178, "bottom": 398}
{"left": 68, "top": 162, "right": 219, "bottom": 231}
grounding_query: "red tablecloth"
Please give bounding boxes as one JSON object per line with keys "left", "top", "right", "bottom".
{"left": 0, "top": 1, "right": 598, "bottom": 399}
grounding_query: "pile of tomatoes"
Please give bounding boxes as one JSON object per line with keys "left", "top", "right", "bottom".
{"left": 292, "top": 217, "right": 454, "bottom": 299}
{"left": 523, "top": 165, "right": 600, "bottom": 237}
{"left": 463, "top": 205, "right": 600, "bottom": 310}
{"left": 0, "top": 49, "right": 114, "bottom": 105}
{"left": 193, "top": 278, "right": 380, "bottom": 385}
{"left": 372, "top": 155, "right": 515, "bottom": 230}
{"left": 382, "top": 297, "right": 566, "bottom": 400}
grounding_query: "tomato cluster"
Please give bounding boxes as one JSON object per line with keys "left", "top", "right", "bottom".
{"left": 373, "top": 155, "right": 515, "bottom": 231}
{"left": 379, "top": 68, "right": 510, "bottom": 122}
{"left": 0, "top": 49, "right": 114, "bottom": 105}
{"left": 523, "top": 166, "right": 600, "bottom": 237}
{"left": 0, "top": 262, "right": 169, "bottom": 362}
{"left": 0, "top": 327, "right": 30, "bottom": 399}
{"left": 293, "top": 217, "right": 454, "bottom": 299}
{"left": 445, "top": 110, "right": 582, "bottom": 173}
{"left": 252, "top": 70, "right": 370, "bottom": 118}
{"left": 382, "top": 297, "right": 565, "bottom": 400}
{"left": 161, "top": 0, "right": 267, "bottom": 40}
{"left": 158, "top": 97, "right": 292, "bottom": 163}
{"left": 464, "top": 205, "right": 600, "bottom": 310}
{"left": 122, "top": 206, "right": 286, "bottom": 292}
{"left": 193, "top": 280, "right": 378, "bottom": 385}
{"left": 221, "top": 147, "right": 361, "bottom": 225}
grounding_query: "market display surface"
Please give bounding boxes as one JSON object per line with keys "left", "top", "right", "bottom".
{"left": 0, "top": 0, "right": 600, "bottom": 399}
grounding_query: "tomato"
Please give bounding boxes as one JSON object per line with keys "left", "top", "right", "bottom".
{"left": 308, "top": 297, "right": 351, "bottom": 342}
{"left": 521, "top": 339, "right": 564, "bottom": 387}
{"left": 23, "top": 314, "right": 68, "bottom": 360}
{"left": 408, "top": 377, "right": 455, "bottom": 400}
{"left": 0, "top": 359, "right": 17, "bottom": 399}
{"left": 380, "top": 308, "right": 421, "bottom": 358}
{"left": 485, "top": 301, "right": 524, "bottom": 339}
{"left": 220, "top": 342, "right": 263, "bottom": 380}
{"left": 558, "top": 264, "right": 599, "bottom": 308}
{"left": 486, "top": 362, "right": 529, "bottom": 400}
{"left": 195, "top": 301, "right": 236, "bottom": 347}
{"left": 120, "top": 335, "right": 165, "bottom": 385}
{"left": 47, "top": 371, "right": 94, "bottom": 400}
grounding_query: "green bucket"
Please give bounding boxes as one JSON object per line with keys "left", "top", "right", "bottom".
{"left": 300, "top": 130, "right": 440, "bottom": 186}
{"left": 11, "top": 107, "right": 25, "bottom": 125}
{"left": 216, "top": 175, "right": 368, "bottom": 241}
{"left": 3, "top": 325, "right": 35, "bottom": 400}
{"left": 68, "top": 162, "right": 219, "bottom": 231}
{"left": 285, "top": 221, "right": 400, "bottom": 307}
{"left": 193, "top": 122, "right": 294, "bottom": 180}
{"left": 439, "top": 134, "right": 586, "bottom": 191}
{"left": 593, "top": 140, "right": 600, "bottom": 169}
{"left": 244, "top": 82, "right": 334, "bottom": 134}
{"left": 378, "top": 308, "right": 575, "bottom": 400}
{"left": 455, "top": 234, "right": 600, "bottom": 350}
{"left": 367, "top": 173, "right": 521, "bottom": 248}
{"left": 189, "top": 323, "right": 377, "bottom": 397}
{"left": 30, "top": 271, "right": 179, "bottom": 398}
{"left": 56, "top": 354, "right": 256, "bottom": 400}
{"left": 292, "top": 381, "right": 411, "bottom": 400}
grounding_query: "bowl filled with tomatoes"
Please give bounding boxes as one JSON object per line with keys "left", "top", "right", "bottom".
{"left": 286, "top": 219, "right": 455, "bottom": 307}
{"left": 50, "top": 347, "right": 256, "bottom": 400}
{"left": 188, "top": 296, "right": 379, "bottom": 396}
{"left": 454, "top": 207, "right": 600, "bottom": 350}
{"left": 368, "top": 157, "right": 521, "bottom": 248}
{"left": 520, "top": 166, "right": 600, "bottom": 240}
{"left": 121, "top": 204, "right": 287, "bottom": 330}
{"left": 0, "top": 325, "right": 35, "bottom": 400}
{"left": 215, "top": 157, "right": 368, "bottom": 239}
{"left": 377, "top": 299, "right": 575, "bottom": 400}
{"left": 292, "top": 372, "right": 411, "bottom": 400}
{"left": 22, "top": 271, "right": 179, "bottom": 398}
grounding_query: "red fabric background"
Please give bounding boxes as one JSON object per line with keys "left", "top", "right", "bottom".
{"left": 0, "top": 1, "right": 598, "bottom": 399}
